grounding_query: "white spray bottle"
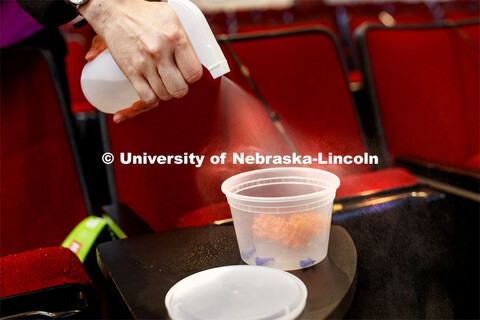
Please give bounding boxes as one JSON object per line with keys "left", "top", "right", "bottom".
{"left": 80, "top": 0, "right": 230, "bottom": 114}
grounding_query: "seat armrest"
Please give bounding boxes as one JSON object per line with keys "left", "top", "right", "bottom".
{"left": 395, "top": 156, "right": 480, "bottom": 194}
{"left": 102, "top": 203, "right": 154, "bottom": 237}
{"left": 0, "top": 283, "right": 101, "bottom": 319}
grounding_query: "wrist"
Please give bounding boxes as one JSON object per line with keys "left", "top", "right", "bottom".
{"left": 78, "top": 0, "right": 116, "bottom": 33}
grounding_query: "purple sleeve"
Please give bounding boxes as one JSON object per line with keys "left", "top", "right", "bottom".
{"left": 17, "top": 0, "right": 78, "bottom": 27}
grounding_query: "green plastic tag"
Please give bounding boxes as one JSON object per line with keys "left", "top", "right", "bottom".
{"left": 101, "top": 214, "right": 127, "bottom": 239}
{"left": 61, "top": 216, "right": 107, "bottom": 263}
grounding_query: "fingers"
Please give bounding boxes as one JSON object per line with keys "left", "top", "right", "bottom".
{"left": 129, "top": 74, "right": 160, "bottom": 108}
{"left": 145, "top": 67, "right": 173, "bottom": 101}
{"left": 135, "top": 53, "right": 182, "bottom": 103}
{"left": 152, "top": 37, "right": 203, "bottom": 99}
{"left": 174, "top": 39, "right": 203, "bottom": 84}
{"left": 112, "top": 50, "right": 199, "bottom": 123}
{"left": 85, "top": 35, "right": 107, "bottom": 61}
{"left": 157, "top": 56, "right": 189, "bottom": 99}
{"left": 114, "top": 69, "right": 174, "bottom": 123}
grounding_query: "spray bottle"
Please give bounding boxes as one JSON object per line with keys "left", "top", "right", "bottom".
{"left": 80, "top": 0, "right": 230, "bottom": 114}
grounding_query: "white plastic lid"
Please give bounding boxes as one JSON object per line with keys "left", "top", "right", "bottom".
{"left": 165, "top": 265, "right": 307, "bottom": 320}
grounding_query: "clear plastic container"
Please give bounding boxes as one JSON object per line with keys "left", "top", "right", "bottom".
{"left": 221, "top": 167, "right": 340, "bottom": 271}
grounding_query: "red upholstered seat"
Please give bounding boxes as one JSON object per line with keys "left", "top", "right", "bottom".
{"left": 1, "top": 48, "right": 89, "bottom": 256}
{"left": 357, "top": 21, "right": 480, "bottom": 170}
{"left": 0, "top": 246, "right": 91, "bottom": 298}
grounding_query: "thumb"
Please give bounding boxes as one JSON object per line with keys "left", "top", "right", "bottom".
{"left": 85, "top": 35, "right": 107, "bottom": 61}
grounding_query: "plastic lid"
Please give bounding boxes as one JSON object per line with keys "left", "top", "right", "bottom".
{"left": 165, "top": 265, "right": 307, "bottom": 320}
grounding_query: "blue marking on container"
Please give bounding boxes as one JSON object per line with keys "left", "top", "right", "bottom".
{"left": 300, "top": 258, "right": 316, "bottom": 268}
{"left": 255, "top": 257, "right": 274, "bottom": 266}
{"left": 241, "top": 246, "right": 256, "bottom": 259}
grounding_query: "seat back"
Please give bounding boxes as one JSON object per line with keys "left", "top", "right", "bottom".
{"left": 357, "top": 21, "right": 480, "bottom": 169}
{"left": 219, "top": 28, "right": 376, "bottom": 176}
{"left": 1, "top": 48, "right": 90, "bottom": 256}
{"left": 234, "top": 4, "right": 338, "bottom": 35}
{"left": 101, "top": 74, "right": 291, "bottom": 231}
{"left": 441, "top": 1, "right": 480, "bottom": 22}
{"left": 347, "top": 2, "right": 435, "bottom": 33}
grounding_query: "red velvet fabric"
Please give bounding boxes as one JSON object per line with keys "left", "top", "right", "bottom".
{"left": 178, "top": 168, "right": 418, "bottom": 227}
{"left": 225, "top": 30, "right": 371, "bottom": 176}
{"left": 0, "top": 246, "right": 91, "bottom": 298}
{"left": 364, "top": 23, "right": 480, "bottom": 169}
{"left": 1, "top": 49, "right": 87, "bottom": 256}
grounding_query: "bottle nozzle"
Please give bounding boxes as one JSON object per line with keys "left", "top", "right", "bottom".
{"left": 168, "top": 0, "right": 230, "bottom": 79}
{"left": 208, "top": 61, "right": 230, "bottom": 79}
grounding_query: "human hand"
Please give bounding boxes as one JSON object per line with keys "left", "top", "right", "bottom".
{"left": 85, "top": 36, "right": 160, "bottom": 122}
{"left": 79, "top": 0, "right": 203, "bottom": 123}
